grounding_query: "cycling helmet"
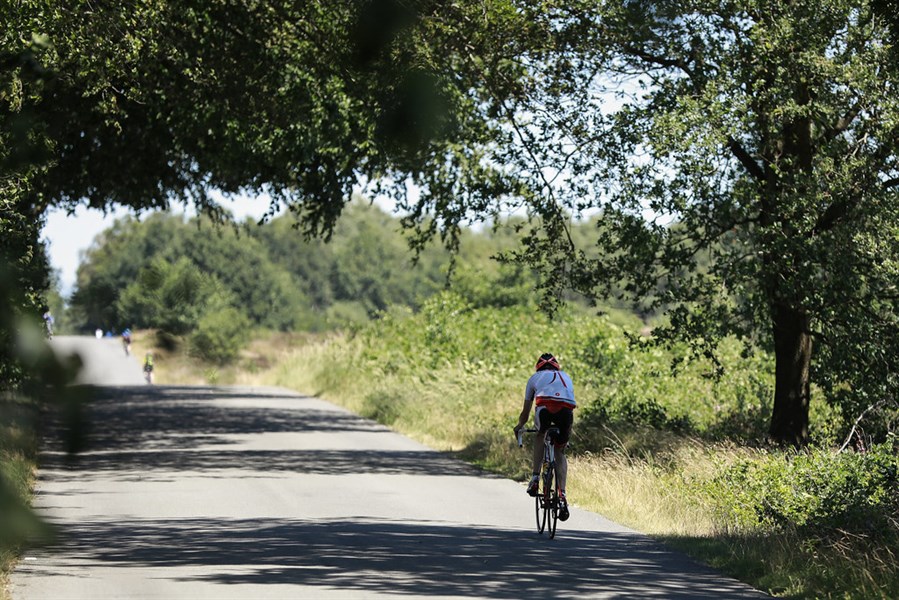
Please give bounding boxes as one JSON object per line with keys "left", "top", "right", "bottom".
{"left": 535, "top": 353, "right": 560, "bottom": 371}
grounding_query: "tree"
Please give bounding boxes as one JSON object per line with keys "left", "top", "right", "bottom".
{"left": 70, "top": 213, "right": 187, "bottom": 330}
{"left": 71, "top": 199, "right": 543, "bottom": 334}
{"left": 453, "top": 1, "right": 899, "bottom": 445}
{"left": 71, "top": 212, "right": 317, "bottom": 333}
{"left": 328, "top": 202, "right": 446, "bottom": 313}
{"left": 5, "top": 1, "right": 522, "bottom": 228}
{"left": 189, "top": 306, "right": 251, "bottom": 364}
{"left": 117, "top": 256, "right": 234, "bottom": 336}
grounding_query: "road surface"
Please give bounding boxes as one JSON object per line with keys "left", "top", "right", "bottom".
{"left": 11, "top": 336, "right": 767, "bottom": 599}
{"left": 49, "top": 334, "right": 147, "bottom": 385}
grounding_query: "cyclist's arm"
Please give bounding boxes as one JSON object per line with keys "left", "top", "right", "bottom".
{"left": 514, "top": 379, "right": 536, "bottom": 433}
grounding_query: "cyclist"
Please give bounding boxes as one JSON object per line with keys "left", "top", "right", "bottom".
{"left": 143, "top": 352, "right": 154, "bottom": 384}
{"left": 122, "top": 328, "right": 132, "bottom": 356}
{"left": 513, "top": 353, "right": 576, "bottom": 521}
{"left": 42, "top": 309, "right": 54, "bottom": 339}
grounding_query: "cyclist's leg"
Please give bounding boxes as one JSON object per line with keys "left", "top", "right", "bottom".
{"left": 531, "top": 435, "right": 543, "bottom": 475}
{"left": 556, "top": 449, "right": 568, "bottom": 499}
{"left": 551, "top": 409, "right": 573, "bottom": 521}
{"left": 532, "top": 407, "right": 548, "bottom": 475}
{"left": 554, "top": 409, "right": 574, "bottom": 493}
{"left": 526, "top": 407, "right": 548, "bottom": 496}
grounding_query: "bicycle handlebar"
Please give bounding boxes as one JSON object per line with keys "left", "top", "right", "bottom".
{"left": 516, "top": 427, "right": 539, "bottom": 448}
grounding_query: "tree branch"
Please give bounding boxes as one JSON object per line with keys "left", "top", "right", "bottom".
{"left": 823, "top": 103, "right": 862, "bottom": 141}
{"left": 461, "top": 53, "right": 578, "bottom": 256}
{"left": 813, "top": 153, "right": 899, "bottom": 237}
{"left": 838, "top": 399, "right": 895, "bottom": 453}
{"left": 812, "top": 198, "right": 854, "bottom": 235}
{"left": 727, "top": 137, "right": 766, "bottom": 182}
{"left": 620, "top": 44, "right": 697, "bottom": 80}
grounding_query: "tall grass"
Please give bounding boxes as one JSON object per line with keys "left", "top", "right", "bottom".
{"left": 0, "top": 398, "right": 44, "bottom": 600}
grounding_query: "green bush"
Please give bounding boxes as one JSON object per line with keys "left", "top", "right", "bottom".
{"left": 118, "top": 257, "right": 229, "bottom": 335}
{"left": 700, "top": 441, "right": 899, "bottom": 537}
{"left": 339, "top": 291, "right": 776, "bottom": 443}
{"left": 325, "top": 301, "right": 370, "bottom": 330}
{"left": 360, "top": 389, "right": 412, "bottom": 426}
{"left": 323, "top": 294, "right": 899, "bottom": 546}
{"left": 188, "top": 307, "right": 251, "bottom": 364}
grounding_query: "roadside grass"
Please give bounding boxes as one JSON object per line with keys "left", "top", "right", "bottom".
{"left": 0, "top": 450, "right": 30, "bottom": 600}
{"left": 142, "top": 300, "right": 899, "bottom": 599}
{"left": 131, "top": 329, "right": 311, "bottom": 387}
{"left": 0, "top": 399, "right": 43, "bottom": 600}
{"left": 659, "top": 529, "right": 899, "bottom": 600}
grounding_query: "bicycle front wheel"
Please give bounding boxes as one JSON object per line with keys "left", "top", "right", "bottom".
{"left": 538, "top": 463, "right": 556, "bottom": 539}
{"left": 545, "top": 467, "right": 559, "bottom": 539}
{"left": 535, "top": 479, "right": 547, "bottom": 533}
{"left": 545, "top": 488, "right": 559, "bottom": 539}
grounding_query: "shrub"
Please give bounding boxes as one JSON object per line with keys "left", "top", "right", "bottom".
{"left": 699, "top": 441, "right": 899, "bottom": 538}
{"left": 188, "top": 307, "right": 251, "bottom": 364}
{"left": 325, "top": 301, "right": 370, "bottom": 330}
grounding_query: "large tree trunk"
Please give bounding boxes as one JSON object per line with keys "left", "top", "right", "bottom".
{"left": 769, "top": 303, "right": 813, "bottom": 446}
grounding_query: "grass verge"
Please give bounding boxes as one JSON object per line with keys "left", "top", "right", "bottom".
{"left": 0, "top": 398, "right": 43, "bottom": 600}
{"left": 131, "top": 329, "right": 313, "bottom": 387}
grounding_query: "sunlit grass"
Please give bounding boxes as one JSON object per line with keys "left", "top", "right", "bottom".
{"left": 569, "top": 448, "right": 714, "bottom": 536}
{"left": 132, "top": 329, "right": 312, "bottom": 387}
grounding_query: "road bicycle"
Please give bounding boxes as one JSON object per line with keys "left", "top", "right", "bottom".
{"left": 518, "top": 427, "right": 562, "bottom": 539}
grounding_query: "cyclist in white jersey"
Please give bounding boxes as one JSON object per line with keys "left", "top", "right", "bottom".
{"left": 513, "top": 353, "right": 576, "bottom": 521}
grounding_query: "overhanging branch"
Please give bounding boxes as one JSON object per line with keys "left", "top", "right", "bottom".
{"left": 812, "top": 198, "right": 854, "bottom": 235}
{"left": 824, "top": 103, "right": 862, "bottom": 141}
{"left": 620, "top": 44, "right": 697, "bottom": 80}
{"left": 727, "top": 137, "right": 766, "bottom": 182}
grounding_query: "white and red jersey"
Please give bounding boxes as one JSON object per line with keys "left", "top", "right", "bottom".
{"left": 525, "top": 369, "right": 576, "bottom": 410}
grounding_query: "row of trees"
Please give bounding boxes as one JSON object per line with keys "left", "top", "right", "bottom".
{"left": 66, "top": 201, "right": 544, "bottom": 360}
{"left": 3, "top": 1, "right": 898, "bottom": 444}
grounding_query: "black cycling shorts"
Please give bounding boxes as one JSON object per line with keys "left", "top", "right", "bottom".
{"left": 535, "top": 406, "right": 574, "bottom": 446}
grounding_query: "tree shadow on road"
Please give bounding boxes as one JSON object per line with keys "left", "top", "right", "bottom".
{"left": 38, "top": 516, "right": 765, "bottom": 599}
{"left": 38, "top": 385, "right": 484, "bottom": 479}
{"left": 42, "top": 385, "right": 382, "bottom": 448}
{"left": 42, "top": 448, "right": 481, "bottom": 480}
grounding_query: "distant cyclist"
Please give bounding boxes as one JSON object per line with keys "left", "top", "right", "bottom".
{"left": 513, "top": 353, "right": 576, "bottom": 521}
{"left": 143, "top": 352, "right": 154, "bottom": 384}
{"left": 42, "top": 309, "right": 54, "bottom": 339}
{"left": 122, "top": 328, "right": 132, "bottom": 356}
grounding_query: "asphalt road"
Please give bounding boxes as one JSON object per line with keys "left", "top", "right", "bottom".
{"left": 11, "top": 336, "right": 768, "bottom": 599}
{"left": 49, "top": 334, "right": 147, "bottom": 385}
